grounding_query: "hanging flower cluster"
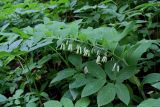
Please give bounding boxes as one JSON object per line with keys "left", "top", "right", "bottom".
{"left": 96, "top": 51, "right": 108, "bottom": 64}
{"left": 58, "top": 40, "right": 109, "bottom": 64}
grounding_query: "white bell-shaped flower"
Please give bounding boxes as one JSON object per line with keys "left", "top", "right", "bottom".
{"left": 101, "top": 56, "right": 107, "bottom": 63}
{"left": 96, "top": 55, "right": 101, "bottom": 64}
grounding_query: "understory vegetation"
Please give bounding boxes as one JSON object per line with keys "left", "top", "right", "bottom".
{"left": 0, "top": 0, "right": 160, "bottom": 107}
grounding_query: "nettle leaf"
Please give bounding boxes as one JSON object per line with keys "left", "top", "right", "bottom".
{"left": 81, "top": 78, "right": 106, "bottom": 97}
{"left": 86, "top": 61, "right": 106, "bottom": 79}
{"left": 50, "top": 68, "right": 76, "bottom": 84}
{"left": 152, "top": 82, "right": 160, "bottom": 90}
{"left": 60, "top": 97, "right": 74, "bottom": 107}
{"left": 97, "top": 83, "right": 116, "bottom": 107}
{"left": 69, "top": 73, "right": 87, "bottom": 89}
{"left": 116, "top": 66, "right": 137, "bottom": 82}
{"left": 115, "top": 83, "right": 130, "bottom": 105}
{"left": 124, "top": 40, "right": 152, "bottom": 65}
{"left": 68, "top": 54, "right": 82, "bottom": 68}
{"left": 75, "top": 97, "right": 90, "bottom": 107}
{"left": 0, "top": 94, "right": 7, "bottom": 103}
{"left": 142, "top": 73, "right": 160, "bottom": 84}
{"left": 44, "top": 100, "right": 62, "bottom": 107}
{"left": 138, "top": 98, "right": 160, "bottom": 107}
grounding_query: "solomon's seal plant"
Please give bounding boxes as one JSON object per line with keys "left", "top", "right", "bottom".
{"left": 0, "top": 0, "right": 160, "bottom": 107}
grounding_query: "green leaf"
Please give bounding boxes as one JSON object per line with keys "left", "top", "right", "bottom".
{"left": 97, "top": 83, "right": 116, "bottom": 107}
{"left": 86, "top": 61, "right": 106, "bottom": 79}
{"left": 0, "top": 94, "right": 7, "bottom": 103}
{"left": 13, "top": 89, "right": 24, "bottom": 99}
{"left": 68, "top": 54, "right": 82, "bottom": 68}
{"left": 50, "top": 68, "right": 76, "bottom": 84}
{"left": 69, "top": 73, "right": 87, "bottom": 89}
{"left": 75, "top": 97, "right": 90, "bottom": 107}
{"left": 152, "top": 82, "right": 160, "bottom": 90}
{"left": 143, "top": 73, "right": 160, "bottom": 84}
{"left": 81, "top": 78, "right": 106, "bottom": 97}
{"left": 12, "top": 27, "right": 29, "bottom": 39}
{"left": 60, "top": 97, "right": 74, "bottom": 107}
{"left": 44, "top": 100, "right": 62, "bottom": 107}
{"left": 115, "top": 83, "right": 130, "bottom": 105}
{"left": 125, "top": 40, "right": 152, "bottom": 65}
{"left": 138, "top": 98, "right": 160, "bottom": 107}
{"left": 104, "top": 61, "right": 117, "bottom": 80}
{"left": 37, "top": 54, "right": 52, "bottom": 67}
{"left": 116, "top": 66, "right": 137, "bottom": 82}
{"left": 26, "top": 103, "right": 37, "bottom": 107}
{"left": 120, "top": 21, "right": 135, "bottom": 39}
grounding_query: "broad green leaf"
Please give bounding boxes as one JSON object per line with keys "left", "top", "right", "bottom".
{"left": 69, "top": 88, "right": 79, "bottom": 100}
{"left": 97, "top": 83, "right": 116, "bottom": 107}
{"left": 143, "top": 73, "right": 160, "bottom": 84}
{"left": 104, "top": 61, "right": 116, "bottom": 80}
{"left": 68, "top": 54, "right": 82, "bottom": 68}
{"left": 0, "top": 94, "right": 7, "bottom": 103}
{"left": 125, "top": 40, "right": 152, "bottom": 65}
{"left": 13, "top": 89, "right": 24, "bottom": 99}
{"left": 138, "top": 98, "right": 160, "bottom": 107}
{"left": 69, "top": 73, "right": 87, "bottom": 89}
{"left": 152, "top": 82, "right": 160, "bottom": 90}
{"left": 116, "top": 66, "right": 137, "bottom": 82}
{"left": 115, "top": 83, "right": 130, "bottom": 105}
{"left": 26, "top": 103, "right": 37, "bottom": 107}
{"left": 60, "top": 97, "right": 74, "bottom": 107}
{"left": 75, "top": 97, "right": 90, "bottom": 107}
{"left": 44, "top": 100, "right": 62, "bottom": 107}
{"left": 81, "top": 78, "right": 106, "bottom": 97}
{"left": 86, "top": 61, "right": 106, "bottom": 79}
{"left": 50, "top": 68, "right": 76, "bottom": 84}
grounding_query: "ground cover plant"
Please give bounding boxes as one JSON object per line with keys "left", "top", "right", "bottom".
{"left": 0, "top": 0, "right": 160, "bottom": 107}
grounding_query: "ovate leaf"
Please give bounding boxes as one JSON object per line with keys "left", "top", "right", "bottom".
{"left": 138, "top": 98, "right": 160, "bottom": 107}
{"left": 81, "top": 78, "right": 106, "bottom": 97}
{"left": 69, "top": 73, "right": 87, "bottom": 89}
{"left": 50, "top": 69, "right": 76, "bottom": 84}
{"left": 104, "top": 61, "right": 117, "bottom": 80}
{"left": 116, "top": 66, "right": 137, "bottom": 82}
{"left": 97, "top": 83, "right": 116, "bottom": 106}
{"left": 86, "top": 61, "right": 106, "bottom": 79}
{"left": 75, "top": 97, "right": 90, "bottom": 107}
{"left": 26, "top": 103, "right": 37, "bottom": 107}
{"left": 152, "top": 82, "right": 160, "bottom": 90}
{"left": 115, "top": 83, "right": 130, "bottom": 105}
{"left": 68, "top": 54, "right": 82, "bottom": 68}
{"left": 44, "top": 100, "right": 62, "bottom": 107}
{"left": 0, "top": 94, "right": 7, "bottom": 103}
{"left": 143, "top": 73, "right": 160, "bottom": 84}
{"left": 125, "top": 40, "right": 152, "bottom": 65}
{"left": 60, "top": 97, "right": 74, "bottom": 107}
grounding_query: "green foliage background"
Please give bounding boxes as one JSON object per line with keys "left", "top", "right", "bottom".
{"left": 0, "top": 0, "right": 160, "bottom": 107}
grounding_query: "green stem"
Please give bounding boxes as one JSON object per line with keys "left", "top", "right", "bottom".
{"left": 49, "top": 46, "right": 70, "bottom": 67}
